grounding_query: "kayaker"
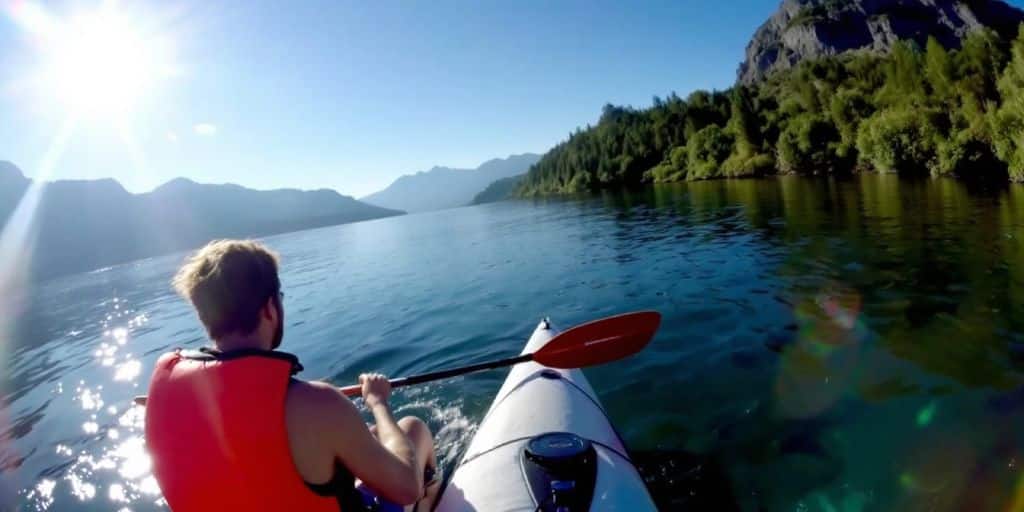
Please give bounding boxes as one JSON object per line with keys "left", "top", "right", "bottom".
{"left": 143, "top": 239, "right": 439, "bottom": 512}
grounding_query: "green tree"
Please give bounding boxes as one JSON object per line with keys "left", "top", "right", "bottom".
{"left": 829, "top": 88, "right": 873, "bottom": 161}
{"left": 647, "top": 146, "right": 688, "bottom": 183}
{"left": 722, "top": 86, "right": 774, "bottom": 176}
{"left": 993, "top": 25, "right": 1024, "bottom": 181}
{"left": 856, "top": 108, "right": 942, "bottom": 175}
{"left": 935, "top": 128, "right": 1003, "bottom": 178}
{"left": 878, "top": 41, "right": 926, "bottom": 107}
{"left": 924, "top": 37, "right": 954, "bottom": 101}
{"left": 777, "top": 114, "right": 842, "bottom": 174}
{"left": 957, "top": 29, "right": 1008, "bottom": 104}
{"left": 686, "top": 125, "right": 733, "bottom": 180}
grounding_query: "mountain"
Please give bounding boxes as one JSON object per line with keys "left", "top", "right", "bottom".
{"left": 138, "top": 178, "right": 401, "bottom": 254}
{"left": 739, "top": 0, "right": 1024, "bottom": 84}
{"left": 0, "top": 161, "right": 30, "bottom": 221}
{"left": 0, "top": 163, "right": 402, "bottom": 281}
{"left": 361, "top": 153, "right": 540, "bottom": 212}
{"left": 472, "top": 174, "right": 525, "bottom": 205}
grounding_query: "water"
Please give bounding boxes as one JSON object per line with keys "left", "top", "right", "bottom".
{"left": 4, "top": 174, "right": 1024, "bottom": 511}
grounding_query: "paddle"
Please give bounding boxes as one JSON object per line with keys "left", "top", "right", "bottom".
{"left": 337, "top": 310, "right": 660, "bottom": 397}
{"left": 133, "top": 311, "right": 660, "bottom": 405}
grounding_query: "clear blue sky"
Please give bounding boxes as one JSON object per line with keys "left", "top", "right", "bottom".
{"left": 1, "top": 0, "right": 1021, "bottom": 198}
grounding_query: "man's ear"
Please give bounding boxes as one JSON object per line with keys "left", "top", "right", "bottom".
{"left": 262, "top": 296, "right": 277, "bottom": 321}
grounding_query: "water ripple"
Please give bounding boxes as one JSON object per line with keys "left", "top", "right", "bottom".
{"left": 4, "top": 177, "right": 1024, "bottom": 509}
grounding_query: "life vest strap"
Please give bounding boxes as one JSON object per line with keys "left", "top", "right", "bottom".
{"left": 177, "top": 346, "right": 305, "bottom": 375}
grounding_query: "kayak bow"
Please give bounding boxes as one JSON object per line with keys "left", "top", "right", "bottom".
{"left": 435, "top": 318, "right": 656, "bottom": 511}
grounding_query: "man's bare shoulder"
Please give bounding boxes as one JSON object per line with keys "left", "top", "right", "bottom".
{"left": 286, "top": 379, "right": 359, "bottom": 427}
{"left": 285, "top": 379, "right": 362, "bottom": 482}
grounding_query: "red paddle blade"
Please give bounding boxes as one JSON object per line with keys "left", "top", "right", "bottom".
{"left": 533, "top": 311, "right": 661, "bottom": 369}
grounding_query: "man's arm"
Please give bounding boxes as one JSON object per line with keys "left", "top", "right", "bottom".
{"left": 286, "top": 378, "right": 423, "bottom": 505}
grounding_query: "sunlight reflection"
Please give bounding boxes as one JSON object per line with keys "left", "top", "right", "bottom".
{"left": 76, "top": 386, "right": 104, "bottom": 411}
{"left": 112, "top": 328, "right": 129, "bottom": 345}
{"left": 118, "top": 406, "right": 144, "bottom": 430}
{"left": 67, "top": 473, "right": 96, "bottom": 501}
{"left": 114, "top": 360, "right": 141, "bottom": 382}
{"left": 54, "top": 401, "right": 154, "bottom": 509}
{"left": 20, "top": 294, "right": 156, "bottom": 511}
{"left": 138, "top": 475, "right": 160, "bottom": 496}
{"left": 0, "top": 116, "right": 79, "bottom": 477}
{"left": 108, "top": 483, "right": 127, "bottom": 503}
{"left": 113, "top": 437, "right": 149, "bottom": 479}
{"left": 33, "top": 479, "right": 54, "bottom": 508}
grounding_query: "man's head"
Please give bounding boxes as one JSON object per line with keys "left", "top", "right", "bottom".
{"left": 173, "top": 240, "right": 284, "bottom": 350}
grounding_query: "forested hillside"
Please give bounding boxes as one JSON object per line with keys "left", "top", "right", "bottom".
{"left": 471, "top": 174, "right": 524, "bottom": 205}
{"left": 517, "top": 27, "right": 1024, "bottom": 195}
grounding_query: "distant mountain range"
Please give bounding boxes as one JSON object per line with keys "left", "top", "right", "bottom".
{"left": 361, "top": 154, "right": 540, "bottom": 213}
{"left": 0, "top": 162, "right": 402, "bottom": 281}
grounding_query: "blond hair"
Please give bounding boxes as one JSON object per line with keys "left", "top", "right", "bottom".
{"left": 173, "top": 240, "right": 281, "bottom": 340}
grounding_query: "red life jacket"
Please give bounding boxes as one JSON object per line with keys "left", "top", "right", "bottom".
{"left": 144, "top": 349, "right": 341, "bottom": 511}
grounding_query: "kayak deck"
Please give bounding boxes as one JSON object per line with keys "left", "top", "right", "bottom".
{"left": 436, "top": 319, "right": 655, "bottom": 511}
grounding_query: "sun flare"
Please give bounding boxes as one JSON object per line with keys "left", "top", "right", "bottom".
{"left": 36, "top": 8, "right": 170, "bottom": 117}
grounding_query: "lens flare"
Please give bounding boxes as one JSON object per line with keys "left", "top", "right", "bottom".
{"left": 6, "top": 1, "right": 177, "bottom": 118}
{"left": 894, "top": 430, "right": 976, "bottom": 510}
{"left": 1009, "top": 475, "right": 1024, "bottom": 512}
{"left": 916, "top": 401, "right": 938, "bottom": 427}
{"left": 774, "top": 284, "right": 868, "bottom": 418}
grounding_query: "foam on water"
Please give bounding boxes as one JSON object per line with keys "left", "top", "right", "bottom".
{"left": 394, "top": 393, "right": 479, "bottom": 473}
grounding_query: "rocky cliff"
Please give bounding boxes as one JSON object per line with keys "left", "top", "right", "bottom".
{"left": 738, "top": 0, "right": 1024, "bottom": 84}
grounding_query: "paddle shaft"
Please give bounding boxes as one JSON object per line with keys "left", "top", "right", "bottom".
{"left": 339, "top": 353, "right": 532, "bottom": 397}
{"left": 131, "top": 310, "right": 660, "bottom": 406}
{"left": 134, "top": 353, "right": 534, "bottom": 405}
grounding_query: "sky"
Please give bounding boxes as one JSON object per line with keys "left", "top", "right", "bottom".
{"left": 0, "top": 0, "right": 1020, "bottom": 198}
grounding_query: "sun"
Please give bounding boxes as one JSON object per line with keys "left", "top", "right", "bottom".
{"left": 40, "top": 9, "right": 167, "bottom": 117}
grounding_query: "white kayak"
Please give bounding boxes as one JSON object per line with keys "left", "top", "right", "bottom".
{"left": 435, "top": 318, "right": 657, "bottom": 511}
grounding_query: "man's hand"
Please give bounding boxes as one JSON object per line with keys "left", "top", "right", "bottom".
{"left": 360, "top": 373, "right": 391, "bottom": 409}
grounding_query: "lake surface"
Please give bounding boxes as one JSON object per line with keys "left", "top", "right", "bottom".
{"left": 4, "top": 174, "right": 1024, "bottom": 511}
